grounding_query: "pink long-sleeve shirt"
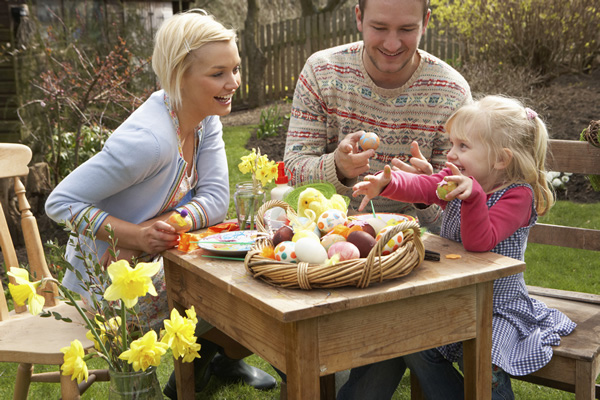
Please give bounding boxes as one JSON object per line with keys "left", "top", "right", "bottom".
{"left": 380, "top": 168, "right": 533, "bottom": 252}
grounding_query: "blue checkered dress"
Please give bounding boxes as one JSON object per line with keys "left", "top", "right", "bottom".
{"left": 437, "top": 184, "right": 576, "bottom": 376}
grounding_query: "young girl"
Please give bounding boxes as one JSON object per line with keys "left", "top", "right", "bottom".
{"left": 350, "top": 95, "right": 576, "bottom": 399}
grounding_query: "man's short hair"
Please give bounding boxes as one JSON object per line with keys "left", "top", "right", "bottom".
{"left": 358, "top": 0, "right": 430, "bottom": 22}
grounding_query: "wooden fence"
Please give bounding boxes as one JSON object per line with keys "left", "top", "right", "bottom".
{"left": 234, "top": 6, "right": 460, "bottom": 108}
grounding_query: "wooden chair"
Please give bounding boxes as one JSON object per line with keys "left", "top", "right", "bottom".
{"left": 0, "top": 143, "right": 108, "bottom": 399}
{"left": 510, "top": 139, "right": 600, "bottom": 400}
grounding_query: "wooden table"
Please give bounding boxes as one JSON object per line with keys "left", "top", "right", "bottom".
{"left": 163, "top": 233, "right": 525, "bottom": 400}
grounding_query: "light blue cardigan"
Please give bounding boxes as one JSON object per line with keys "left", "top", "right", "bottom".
{"left": 45, "top": 90, "right": 230, "bottom": 295}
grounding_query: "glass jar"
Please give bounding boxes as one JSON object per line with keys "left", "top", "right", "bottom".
{"left": 108, "top": 366, "right": 162, "bottom": 400}
{"left": 234, "top": 181, "right": 265, "bottom": 230}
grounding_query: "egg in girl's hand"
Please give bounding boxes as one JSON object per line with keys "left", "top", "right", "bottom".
{"left": 436, "top": 179, "right": 458, "bottom": 201}
{"left": 375, "top": 226, "right": 405, "bottom": 256}
{"left": 327, "top": 241, "right": 360, "bottom": 261}
{"left": 274, "top": 241, "right": 297, "bottom": 263}
{"left": 295, "top": 237, "right": 328, "bottom": 264}
{"left": 347, "top": 230, "right": 377, "bottom": 258}
{"left": 317, "top": 209, "right": 348, "bottom": 234}
{"left": 358, "top": 132, "right": 380, "bottom": 151}
{"left": 320, "top": 233, "right": 346, "bottom": 250}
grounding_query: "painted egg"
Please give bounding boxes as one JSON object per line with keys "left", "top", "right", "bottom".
{"left": 292, "top": 230, "right": 321, "bottom": 242}
{"left": 320, "top": 233, "right": 346, "bottom": 250}
{"left": 272, "top": 225, "right": 294, "bottom": 247}
{"left": 274, "top": 241, "right": 297, "bottom": 263}
{"left": 375, "top": 226, "right": 405, "bottom": 256}
{"left": 295, "top": 237, "right": 328, "bottom": 264}
{"left": 317, "top": 209, "right": 348, "bottom": 234}
{"left": 327, "top": 241, "right": 360, "bottom": 261}
{"left": 436, "top": 179, "right": 458, "bottom": 200}
{"left": 358, "top": 132, "right": 380, "bottom": 151}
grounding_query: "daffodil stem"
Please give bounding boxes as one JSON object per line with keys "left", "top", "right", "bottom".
{"left": 57, "top": 282, "right": 115, "bottom": 371}
{"left": 120, "top": 300, "right": 128, "bottom": 372}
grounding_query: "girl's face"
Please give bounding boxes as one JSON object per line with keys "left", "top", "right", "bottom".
{"left": 180, "top": 40, "right": 241, "bottom": 119}
{"left": 446, "top": 129, "right": 501, "bottom": 192}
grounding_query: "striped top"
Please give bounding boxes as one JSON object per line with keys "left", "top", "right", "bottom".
{"left": 284, "top": 42, "right": 471, "bottom": 225}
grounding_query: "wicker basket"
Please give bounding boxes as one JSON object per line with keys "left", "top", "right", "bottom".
{"left": 244, "top": 200, "right": 425, "bottom": 289}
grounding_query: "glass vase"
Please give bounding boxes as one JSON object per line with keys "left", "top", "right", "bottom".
{"left": 234, "top": 181, "right": 265, "bottom": 230}
{"left": 108, "top": 366, "right": 162, "bottom": 400}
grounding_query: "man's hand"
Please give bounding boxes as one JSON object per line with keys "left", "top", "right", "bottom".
{"left": 334, "top": 131, "right": 376, "bottom": 180}
{"left": 352, "top": 165, "right": 392, "bottom": 211}
{"left": 391, "top": 141, "right": 433, "bottom": 175}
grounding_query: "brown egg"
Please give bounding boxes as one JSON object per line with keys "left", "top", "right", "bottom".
{"left": 272, "top": 225, "right": 294, "bottom": 247}
{"left": 348, "top": 220, "right": 376, "bottom": 238}
{"left": 347, "top": 230, "right": 377, "bottom": 258}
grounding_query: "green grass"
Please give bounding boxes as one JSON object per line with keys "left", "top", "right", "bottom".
{"left": 1, "top": 125, "right": 597, "bottom": 399}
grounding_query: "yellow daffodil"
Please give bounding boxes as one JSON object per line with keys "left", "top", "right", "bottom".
{"left": 119, "top": 330, "right": 169, "bottom": 371}
{"left": 61, "top": 339, "right": 89, "bottom": 384}
{"left": 238, "top": 148, "right": 277, "bottom": 187}
{"left": 86, "top": 315, "right": 122, "bottom": 351}
{"left": 104, "top": 260, "right": 160, "bottom": 308}
{"left": 7, "top": 267, "right": 45, "bottom": 315}
{"left": 161, "top": 306, "right": 200, "bottom": 362}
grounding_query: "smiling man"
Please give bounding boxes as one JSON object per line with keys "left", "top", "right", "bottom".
{"left": 284, "top": 0, "right": 471, "bottom": 232}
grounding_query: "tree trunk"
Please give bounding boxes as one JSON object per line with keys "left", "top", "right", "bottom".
{"left": 244, "top": 0, "right": 267, "bottom": 108}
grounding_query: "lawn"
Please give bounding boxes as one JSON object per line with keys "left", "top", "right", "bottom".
{"left": 0, "top": 124, "right": 597, "bottom": 399}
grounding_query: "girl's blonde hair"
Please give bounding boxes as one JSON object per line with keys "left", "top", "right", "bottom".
{"left": 152, "top": 9, "right": 236, "bottom": 110}
{"left": 446, "top": 95, "right": 554, "bottom": 215}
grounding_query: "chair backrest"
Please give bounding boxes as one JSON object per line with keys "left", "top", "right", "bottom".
{"left": 527, "top": 139, "right": 600, "bottom": 251}
{"left": 0, "top": 143, "right": 58, "bottom": 321}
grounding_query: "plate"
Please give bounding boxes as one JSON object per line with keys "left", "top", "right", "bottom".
{"left": 195, "top": 230, "right": 261, "bottom": 256}
{"left": 354, "top": 213, "right": 417, "bottom": 225}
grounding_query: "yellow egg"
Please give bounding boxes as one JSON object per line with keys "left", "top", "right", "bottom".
{"left": 292, "top": 230, "right": 320, "bottom": 243}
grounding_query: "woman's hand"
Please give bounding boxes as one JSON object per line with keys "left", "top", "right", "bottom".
{"left": 138, "top": 220, "right": 180, "bottom": 254}
{"left": 442, "top": 162, "right": 473, "bottom": 201}
{"left": 391, "top": 141, "right": 433, "bottom": 175}
{"left": 352, "top": 165, "right": 392, "bottom": 211}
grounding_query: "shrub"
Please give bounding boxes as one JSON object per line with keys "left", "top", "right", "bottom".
{"left": 430, "top": 0, "right": 600, "bottom": 75}
{"left": 256, "top": 104, "right": 287, "bottom": 139}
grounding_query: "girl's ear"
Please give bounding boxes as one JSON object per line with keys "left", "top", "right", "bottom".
{"left": 494, "top": 148, "right": 513, "bottom": 170}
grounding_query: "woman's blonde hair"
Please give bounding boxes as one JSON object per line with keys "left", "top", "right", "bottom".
{"left": 152, "top": 9, "right": 236, "bottom": 110}
{"left": 446, "top": 95, "right": 554, "bottom": 215}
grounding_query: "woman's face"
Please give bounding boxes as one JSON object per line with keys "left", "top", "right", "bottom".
{"left": 180, "top": 40, "right": 241, "bottom": 118}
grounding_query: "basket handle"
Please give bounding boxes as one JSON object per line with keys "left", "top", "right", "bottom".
{"left": 255, "top": 199, "right": 297, "bottom": 234}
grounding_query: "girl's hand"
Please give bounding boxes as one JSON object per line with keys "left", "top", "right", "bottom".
{"left": 352, "top": 165, "right": 392, "bottom": 211}
{"left": 391, "top": 141, "right": 433, "bottom": 176}
{"left": 138, "top": 220, "right": 180, "bottom": 254}
{"left": 443, "top": 162, "right": 473, "bottom": 201}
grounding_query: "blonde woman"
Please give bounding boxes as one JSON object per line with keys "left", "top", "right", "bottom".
{"left": 45, "top": 9, "right": 276, "bottom": 398}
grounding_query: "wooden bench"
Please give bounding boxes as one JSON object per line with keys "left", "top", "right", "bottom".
{"left": 508, "top": 139, "right": 600, "bottom": 399}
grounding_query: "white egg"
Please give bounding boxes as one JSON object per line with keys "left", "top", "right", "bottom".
{"left": 295, "top": 237, "right": 328, "bottom": 264}
{"left": 366, "top": 217, "right": 387, "bottom": 235}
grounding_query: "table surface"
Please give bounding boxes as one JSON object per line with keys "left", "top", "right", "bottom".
{"left": 163, "top": 232, "right": 526, "bottom": 399}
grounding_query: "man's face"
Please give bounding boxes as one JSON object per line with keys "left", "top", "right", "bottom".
{"left": 356, "top": 0, "right": 430, "bottom": 88}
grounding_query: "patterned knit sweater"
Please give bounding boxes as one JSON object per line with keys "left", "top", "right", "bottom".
{"left": 284, "top": 42, "right": 471, "bottom": 225}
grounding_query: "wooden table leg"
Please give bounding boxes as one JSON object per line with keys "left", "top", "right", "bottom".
{"left": 164, "top": 259, "right": 196, "bottom": 400}
{"left": 284, "top": 319, "right": 321, "bottom": 400}
{"left": 463, "top": 281, "right": 493, "bottom": 400}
